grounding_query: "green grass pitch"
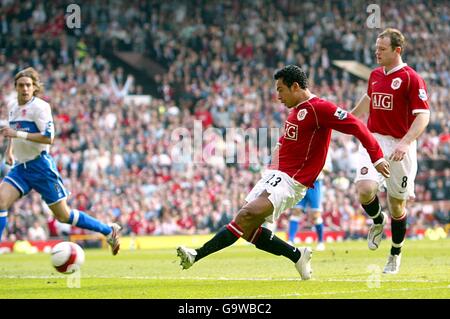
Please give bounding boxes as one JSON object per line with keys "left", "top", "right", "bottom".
{"left": 0, "top": 239, "right": 448, "bottom": 299}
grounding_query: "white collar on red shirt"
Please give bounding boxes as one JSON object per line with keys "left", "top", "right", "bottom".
{"left": 295, "top": 94, "right": 317, "bottom": 108}
{"left": 384, "top": 63, "right": 407, "bottom": 75}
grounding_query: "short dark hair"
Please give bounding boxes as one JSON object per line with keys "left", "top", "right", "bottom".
{"left": 274, "top": 65, "right": 308, "bottom": 89}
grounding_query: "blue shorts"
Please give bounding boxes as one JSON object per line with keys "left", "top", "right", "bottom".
{"left": 294, "top": 180, "right": 322, "bottom": 211}
{"left": 3, "top": 152, "right": 68, "bottom": 205}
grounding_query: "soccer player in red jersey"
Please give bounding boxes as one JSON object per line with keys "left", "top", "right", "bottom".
{"left": 177, "top": 65, "right": 390, "bottom": 279}
{"left": 351, "top": 28, "right": 430, "bottom": 274}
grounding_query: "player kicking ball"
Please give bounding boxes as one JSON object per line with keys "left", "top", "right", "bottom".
{"left": 177, "top": 65, "right": 390, "bottom": 279}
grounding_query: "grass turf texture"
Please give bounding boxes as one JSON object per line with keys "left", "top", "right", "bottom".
{"left": 0, "top": 239, "right": 448, "bottom": 299}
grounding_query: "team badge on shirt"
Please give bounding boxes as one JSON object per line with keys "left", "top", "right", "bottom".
{"left": 22, "top": 109, "right": 27, "bottom": 116}
{"left": 297, "top": 109, "right": 308, "bottom": 121}
{"left": 391, "top": 77, "right": 402, "bottom": 90}
{"left": 418, "top": 89, "right": 428, "bottom": 101}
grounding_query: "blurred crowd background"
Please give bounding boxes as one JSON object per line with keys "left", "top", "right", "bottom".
{"left": 0, "top": 0, "right": 448, "bottom": 243}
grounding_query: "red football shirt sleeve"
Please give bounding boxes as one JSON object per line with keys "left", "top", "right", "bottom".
{"left": 408, "top": 72, "right": 430, "bottom": 114}
{"left": 318, "top": 102, "right": 384, "bottom": 163}
{"left": 278, "top": 135, "right": 284, "bottom": 145}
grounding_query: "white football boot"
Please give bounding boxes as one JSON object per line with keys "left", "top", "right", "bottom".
{"left": 177, "top": 246, "right": 197, "bottom": 270}
{"left": 368, "top": 211, "right": 387, "bottom": 250}
{"left": 383, "top": 254, "right": 401, "bottom": 274}
{"left": 295, "top": 247, "right": 313, "bottom": 280}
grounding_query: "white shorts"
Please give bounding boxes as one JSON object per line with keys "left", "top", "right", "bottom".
{"left": 355, "top": 133, "right": 417, "bottom": 200}
{"left": 245, "top": 170, "right": 307, "bottom": 223}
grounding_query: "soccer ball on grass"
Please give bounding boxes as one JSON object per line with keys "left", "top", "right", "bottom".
{"left": 50, "top": 241, "right": 85, "bottom": 274}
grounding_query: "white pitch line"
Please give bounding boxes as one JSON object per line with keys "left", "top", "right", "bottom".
{"left": 0, "top": 275, "right": 448, "bottom": 284}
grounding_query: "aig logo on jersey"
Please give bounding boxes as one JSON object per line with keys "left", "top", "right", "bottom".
{"left": 297, "top": 109, "right": 308, "bottom": 121}
{"left": 391, "top": 77, "right": 402, "bottom": 90}
{"left": 284, "top": 121, "right": 298, "bottom": 141}
{"left": 372, "top": 93, "right": 393, "bottom": 110}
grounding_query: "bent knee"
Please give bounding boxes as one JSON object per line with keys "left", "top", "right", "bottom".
{"left": 236, "top": 207, "right": 258, "bottom": 223}
{"left": 235, "top": 207, "right": 266, "bottom": 231}
{"left": 388, "top": 197, "right": 406, "bottom": 217}
{"left": 356, "top": 181, "right": 378, "bottom": 203}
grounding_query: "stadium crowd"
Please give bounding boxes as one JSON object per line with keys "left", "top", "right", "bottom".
{"left": 0, "top": 0, "right": 448, "bottom": 242}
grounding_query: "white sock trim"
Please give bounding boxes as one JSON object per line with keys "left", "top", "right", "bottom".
{"left": 71, "top": 209, "right": 80, "bottom": 226}
{"left": 371, "top": 208, "right": 381, "bottom": 219}
{"left": 392, "top": 241, "right": 404, "bottom": 248}
{"left": 0, "top": 211, "right": 7, "bottom": 218}
{"left": 227, "top": 222, "right": 243, "bottom": 237}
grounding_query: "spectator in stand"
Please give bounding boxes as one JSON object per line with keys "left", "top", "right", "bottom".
{"left": 0, "top": 0, "right": 447, "bottom": 241}
{"left": 28, "top": 221, "right": 47, "bottom": 241}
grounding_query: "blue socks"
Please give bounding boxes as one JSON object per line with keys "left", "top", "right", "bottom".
{"left": 68, "top": 209, "right": 111, "bottom": 236}
{"left": 288, "top": 217, "right": 299, "bottom": 242}
{"left": 290, "top": 216, "right": 324, "bottom": 244}
{"left": 0, "top": 210, "right": 7, "bottom": 241}
{"left": 315, "top": 222, "right": 324, "bottom": 243}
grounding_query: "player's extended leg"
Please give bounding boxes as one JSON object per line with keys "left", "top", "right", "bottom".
{"left": 0, "top": 182, "right": 21, "bottom": 241}
{"left": 48, "top": 200, "right": 121, "bottom": 255}
{"left": 177, "top": 191, "right": 312, "bottom": 279}
{"left": 383, "top": 195, "right": 407, "bottom": 274}
{"left": 356, "top": 180, "right": 387, "bottom": 250}
{"left": 238, "top": 192, "right": 306, "bottom": 268}
{"left": 177, "top": 194, "right": 274, "bottom": 269}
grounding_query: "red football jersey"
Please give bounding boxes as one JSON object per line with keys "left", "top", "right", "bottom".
{"left": 269, "top": 96, "right": 384, "bottom": 187}
{"left": 367, "top": 63, "right": 430, "bottom": 139}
